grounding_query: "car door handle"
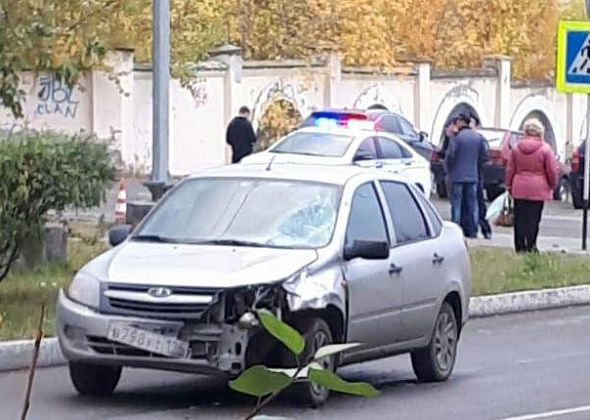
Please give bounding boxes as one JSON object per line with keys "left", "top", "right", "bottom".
{"left": 432, "top": 253, "right": 445, "bottom": 264}
{"left": 389, "top": 263, "right": 403, "bottom": 275}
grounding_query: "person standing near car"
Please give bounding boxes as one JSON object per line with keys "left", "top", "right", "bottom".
{"left": 470, "top": 114, "right": 492, "bottom": 239}
{"left": 226, "top": 106, "right": 257, "bottom": 163}
{"left": 439, "top": 117, "right": 458, "bottom": 197}
{"left": 446, "top": 113, "right": 488, "bottom": 238}
{"left": 506, "top": 119, "right": 559, "bottom": 253}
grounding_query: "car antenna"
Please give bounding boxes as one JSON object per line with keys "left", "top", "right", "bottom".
{"left": 265, "top": 155, "right": 276, "bottom": 171}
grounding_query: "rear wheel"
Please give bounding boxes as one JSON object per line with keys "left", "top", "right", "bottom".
{"left": 554, "top": 178, "right": 570, "bottom": 202}
{"left": 69, "top": 362, "right": 122, "bottom": 396}
{"left": 572, "top": 184, "right": 584, "bottom": 209}
{"left": 411, "top": 302, "right": 458, "bottom": 382}
{"left": 285, "top": 317, "right": 334, "bottom": 407}
{"left": 436, "top": 181, "right": 448, "bottom": 199}
{"left": 486, "top": 186, "right": 503, "bottom": 202}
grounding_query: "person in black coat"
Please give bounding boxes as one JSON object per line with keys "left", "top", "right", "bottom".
{"left": 469, "top": 114, "right": 492, "bottom": 239}
{"left": 226, "top": 106, "right": 257, "bottom": 163}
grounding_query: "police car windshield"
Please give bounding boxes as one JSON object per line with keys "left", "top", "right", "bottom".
{"left": 271, "top": 132, "right": 354, "bottom": 157}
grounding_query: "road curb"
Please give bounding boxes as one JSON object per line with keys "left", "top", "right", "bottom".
{"left": 0, "top": 338, "right": 65, "bottom": 373}
{"left": 468, "top": 284, "right": 590, "bottom": 317}
{"left": 1, "top": 285, "right": 590, "bottom": 373}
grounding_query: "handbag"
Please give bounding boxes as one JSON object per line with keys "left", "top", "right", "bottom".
{"left": 495, "top": 194, "right": 514, "bottom": 227}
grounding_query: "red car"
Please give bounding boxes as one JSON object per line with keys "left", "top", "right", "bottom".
{"left": 432, "top": 127, "right": 571, "bottom": 202}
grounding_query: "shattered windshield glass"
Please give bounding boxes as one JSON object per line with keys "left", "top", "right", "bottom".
{"left": 136, "top": 177, "right": 341, "bottom": 249}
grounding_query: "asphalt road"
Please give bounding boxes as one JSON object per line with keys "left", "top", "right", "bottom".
{"left": 2, "top": 306, "right": 590, "bottom": 420}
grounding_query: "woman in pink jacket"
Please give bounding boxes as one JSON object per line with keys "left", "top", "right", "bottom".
{"left": 506, "top": 118, "right": 559, "bottom": 253}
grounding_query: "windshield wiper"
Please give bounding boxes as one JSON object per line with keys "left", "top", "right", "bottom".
{"left": 195, "top": 239, "right": 269, "bottom": 248}
{"left": 132, "top": 234, "right": 179, "bottom": 243}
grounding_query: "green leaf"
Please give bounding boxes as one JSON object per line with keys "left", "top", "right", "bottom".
{"left": 257, "top": 309, "right": 305, "bottom": 356}
{"left": 314, "top": 343, "right": 361, "bottom": 361}
{"left": 308, "top": 368, "right": 380, "bottom": 398}
{"left": 229, "top": 365, "right": 292, "bottom": 398}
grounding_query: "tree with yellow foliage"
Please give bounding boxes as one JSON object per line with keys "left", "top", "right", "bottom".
{"left": 0, "top": 0, "right": 583, "bottom": 119}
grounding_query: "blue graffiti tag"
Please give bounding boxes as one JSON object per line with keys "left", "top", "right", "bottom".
{"left": 35, "top": 75, "right": 79, "bottom": 118}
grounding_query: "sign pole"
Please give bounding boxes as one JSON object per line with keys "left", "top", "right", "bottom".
{"left": 584, "top": 95, "right": 590, "bottom": 250}
{"left": 146, "top": 0, "right": 171, "bottom": 201}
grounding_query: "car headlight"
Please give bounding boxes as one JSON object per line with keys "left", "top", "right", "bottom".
{"left": 67, "top": 271, "right": 101, "bottom": 309}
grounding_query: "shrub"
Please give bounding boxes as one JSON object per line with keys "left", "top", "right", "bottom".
{"left": 0, "top": 130, "right": 114, "bottom": 282}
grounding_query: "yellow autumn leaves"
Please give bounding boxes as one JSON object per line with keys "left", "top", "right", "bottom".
{"left": 3, "top": 0, "right": 580, "bottom": 83}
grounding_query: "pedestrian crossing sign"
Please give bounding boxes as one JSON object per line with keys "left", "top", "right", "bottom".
{"left": 557, "top": 21, "right": 590, "bottom": 93}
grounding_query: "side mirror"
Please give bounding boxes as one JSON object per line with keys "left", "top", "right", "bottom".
{"left": 353, "top": 152, "right": 376, "bottom": 163}
{"left": 419, "top": 131, "right": 429, "bottom": 142}
{"left": 109, "top": 225, "right": 133, "bottom": 247}
{"left": 344, "top": 240, "right": 390, "bottom": 261}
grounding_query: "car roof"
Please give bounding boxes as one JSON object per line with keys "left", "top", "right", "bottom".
{"left": 187, "top": 162, "right": 408, "bottom": 186}
{"left": 479, "top": 127, "right": 523, "bottom": 135}
{"left": 290, "top": 126, "right": 406, "bottom": 142}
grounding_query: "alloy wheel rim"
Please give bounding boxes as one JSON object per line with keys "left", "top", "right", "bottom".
{"left": 310, "top": 330, "right": 332, "bottom": 397}
{"left": 433, "top": 312, "right": 457, "bottom": 373}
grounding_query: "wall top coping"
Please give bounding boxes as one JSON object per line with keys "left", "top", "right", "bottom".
{"left": 133, "top": 60, "right": 228, "bottom": 73}
{"left": 242, "top": 59, "right": 326, "bottom": 69}
{"left": 341, "top": 66, "right": 416, "bottom": 76}
{"left": 431, "top": 68, "right": 498, "bottom": 79}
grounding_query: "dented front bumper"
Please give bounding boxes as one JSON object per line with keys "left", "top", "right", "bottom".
{"left": 56, "top": 290, "right": 250, "bottom": 376}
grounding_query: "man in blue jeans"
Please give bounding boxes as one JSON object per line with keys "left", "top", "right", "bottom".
{"left": 445, "top": 113, "right": 488, "bottom": 238}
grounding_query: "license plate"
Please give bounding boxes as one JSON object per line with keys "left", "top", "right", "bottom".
{"left": 106, "top": 323, "right": 190, "bottom": 359}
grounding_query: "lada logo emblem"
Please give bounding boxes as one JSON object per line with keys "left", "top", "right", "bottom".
{"left": 147, "top": 287, "right": 172, "bottom": 298}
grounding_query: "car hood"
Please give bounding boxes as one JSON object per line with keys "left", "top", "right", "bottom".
{"left": 84, "top": 242, "right": 318, "bottom": 288}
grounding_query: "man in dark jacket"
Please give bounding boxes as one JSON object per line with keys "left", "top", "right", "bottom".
{"left": 226, "top": 106, "right": 257, "bottom": 163}
{"left": 446, "top": 113, "right": 488, "bottom": 238}
{"left": 470, "top": 115, "right": 492, "bottom": 239}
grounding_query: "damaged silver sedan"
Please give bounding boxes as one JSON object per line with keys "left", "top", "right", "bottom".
{"left": 56, "top": 163, "right": 471, "bottom": 406}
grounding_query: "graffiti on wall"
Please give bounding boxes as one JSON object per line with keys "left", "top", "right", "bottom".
{"left": 353, "top": 85, "right": 403, "bottom": 115}
{"left": 189, "top": 82, "right": 208, "bottom": 109}
{"left": 35, "top": 75, "right": 79, "bottom": 118}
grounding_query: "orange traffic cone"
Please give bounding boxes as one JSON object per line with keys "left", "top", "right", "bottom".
{"left": 114, "top": 180, "right": 127, "bottom": 223}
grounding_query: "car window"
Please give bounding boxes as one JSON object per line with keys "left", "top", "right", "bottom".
{"left": 398, "top": 117, "right": 418, "bottom": 138}
{"left": 354, "top": 138, "right": 378, "bottom": 161}
{"left": 271, "top": 132, "right": 354, "bottom": 157}
{"left": 379, "top": 181, "right": 429, "bottom": 244}
{"left": 377, "top": 115, "right": 403, "bottom": 134}
{"left": 377, "top": 137, "right": 412, "bottom": 159}
{"left": 414, "top": 190, "right": 442, "bottom": 237}
{"left": 345, "top": 183, "right": 389, "bottom": 245}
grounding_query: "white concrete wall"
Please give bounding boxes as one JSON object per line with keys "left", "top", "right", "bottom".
{"left": 0, "top": 51, "right": 586, "bottom": 176}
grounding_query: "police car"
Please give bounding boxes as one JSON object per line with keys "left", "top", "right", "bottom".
{"left": 242, "top": 114, "right": 432, "bottom": 197}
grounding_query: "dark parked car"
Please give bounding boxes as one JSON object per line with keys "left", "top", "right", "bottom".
{"left": 569, "top": 141, "right": 586, "bottom": 209}
{"left": 300, "top": 109, "right": 436, "bottom": 161}
{"left": 432, "top": 128, "right": 571, "bottom": 203}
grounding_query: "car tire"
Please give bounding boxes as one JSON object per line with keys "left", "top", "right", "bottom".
{"left": 486, "top": 186, "right": 503, "bottom": 202}
{"left": 285, "top": 317, "right": 334, "bottom": 408}
{"left": 436, "top": 181, "right": 448, "bottom": 199}
{"left": 554, "top": 178, "right": 570, "bottom": 202}
{"left": 572, "top": 187, "right": 584, "bottom": 210}
{"left": 411, "top": 302, "right": 458, "bottom": 382}
{"left": 69, "top": 362, "right": 122, "bottom": 396}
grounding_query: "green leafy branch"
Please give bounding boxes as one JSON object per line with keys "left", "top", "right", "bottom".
{"left": 229, "top": 309, "right": 379, "bottom": 419}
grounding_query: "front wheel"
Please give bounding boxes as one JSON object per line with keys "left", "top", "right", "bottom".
{"left": 69, "top": 362, "right": 122, "bottom": 396}
{"left": 411, "top": 302, "right": 458, "bottom": 382}
{"left": 285, "top": 317, "right": 334, "bottom": 407}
